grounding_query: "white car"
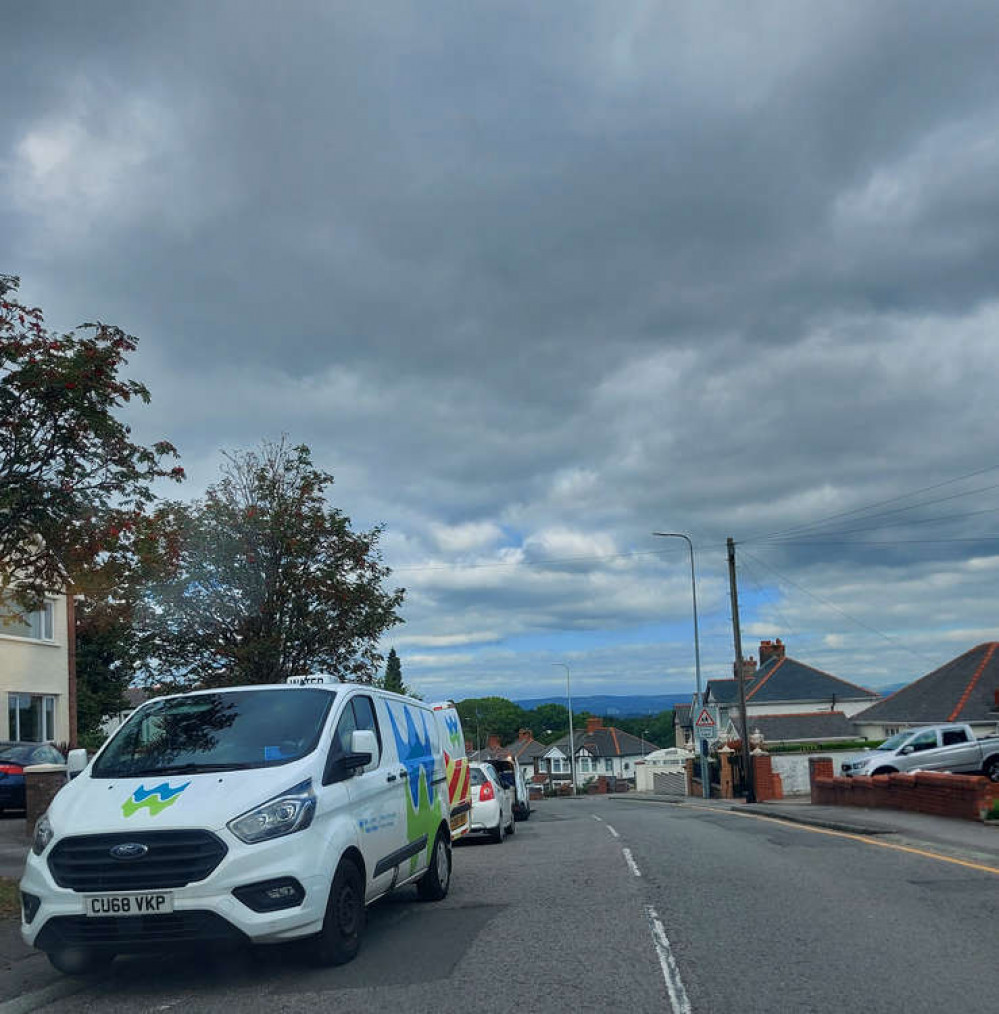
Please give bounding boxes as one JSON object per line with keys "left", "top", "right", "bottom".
{"left": 21, "top": 676, "right": 453, "bottom": 975}
{"left": 467, "top": 762, "right": 514, "bottom": 843}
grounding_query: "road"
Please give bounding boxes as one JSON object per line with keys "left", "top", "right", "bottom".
{"left": 29, "top": 797, "right": 999, "bottom": 1014}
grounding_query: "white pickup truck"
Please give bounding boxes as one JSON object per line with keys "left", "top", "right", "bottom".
{"left": 841, "top": 723, "right": 999, "bottom": 780}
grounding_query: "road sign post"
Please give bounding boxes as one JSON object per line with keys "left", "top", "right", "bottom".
{"left": 692, "top": 706, "right": 718, "bottom": 797}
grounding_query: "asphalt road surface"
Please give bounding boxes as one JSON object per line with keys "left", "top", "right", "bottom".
{"left": 34, "top": 797, "right": 999, "bottom": 1014}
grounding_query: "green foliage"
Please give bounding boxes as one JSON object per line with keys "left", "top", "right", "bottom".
{"left": 454, "top": 695, "right": 676, "bottom": 751}
{"left": 138, "top": 439, "right": 404, "bottom": 688}
{"left": 610, "top": 711, "right": 675, "bottom": 749}
{"left": 456, "top": 696, "right": 529, "bottom": 749}
{"left": 75, "top": 597, "right": 133, "bottom": 744}
{"left": 987, "top": 801, "right": 999, "bottom": 821}
{"left": 382, "top": 648, "right": 406, "bottom": 694}
{"left": 0, "top": 275, "right": 183, "bottom": 610}
{"left": 764, "top": 740, "right": 884, "bottom": 754}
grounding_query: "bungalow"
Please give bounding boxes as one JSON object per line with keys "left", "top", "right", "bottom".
{"left": 703, "top": 639, "right": 880, "bottom": 745}
{"left": 852, "top": 642, "right": 999, "bottom": 741}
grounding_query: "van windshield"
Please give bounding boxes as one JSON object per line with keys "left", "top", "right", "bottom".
{"left": 92, "top": 689, "right": 335, "bottom": 778}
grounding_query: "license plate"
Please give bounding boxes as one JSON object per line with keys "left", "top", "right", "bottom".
{"left": 85, "top": 892, "right": 174, "bottom": 917}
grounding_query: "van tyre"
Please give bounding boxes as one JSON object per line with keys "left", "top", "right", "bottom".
{"left": 984, "top": 757, "right": 999, "bottom": 782}
{"left": 313, "top": 858, "right": 365, "bottom": 966}
{"left": 417, "top": 829, "right": 451, "bottom": 901}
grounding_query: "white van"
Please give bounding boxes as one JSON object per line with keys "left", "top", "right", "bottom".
{"left": 429, "top": 702, "right": 472, "bottom": 841}
{"left": 20, "top": 677, "right": 452, "bottom": 975}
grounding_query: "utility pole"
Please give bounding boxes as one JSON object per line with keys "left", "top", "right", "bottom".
{"left": 727, "top": 537, "right": 755, "bottom": 803}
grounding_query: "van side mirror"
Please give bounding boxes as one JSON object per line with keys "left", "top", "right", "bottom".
{"left": 349, "top": 729, "right": 379, "bottom": 769}
{"left": 324, "top": 729, "right": 379, "bottom": 785}
{"left": 67, "top": 748, "right": 88, "bottom": 779}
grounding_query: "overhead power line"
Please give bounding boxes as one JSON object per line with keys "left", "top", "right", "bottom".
{"left": 746, "top": 462, "right": 999, "bottom": 543}
{"left": 739, "top": 547, "right": 938, "bottom": 667}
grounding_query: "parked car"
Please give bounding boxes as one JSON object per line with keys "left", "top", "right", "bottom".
{"left": 0, "top": 743, "right": 65, "bottom": 813}
{"left": 430, "top": 701, "right": 473, "bottom": 840}
{"left": 21, "top": 676, "right": 453, "bottom": 976}
{"left": 841, "top": 723, "right": 999, "bottom": 780}
{"left": 467, "top": 762, "right": 514, "bottom": 843}
{"left": 486, "top": 757, "right": 531, "bottom": 821}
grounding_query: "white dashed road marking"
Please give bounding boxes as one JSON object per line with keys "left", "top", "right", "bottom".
{"left": 592, "top": 813, "right": 603, "bottom": 821}
{"left": 645, "top": 905, "right": 693, "bottom": 1014}
{"left": 622, "top": 847, "right": 641, "bottom": 877}
{"left": 606, "top": 824, "right": 620, "bottom": 838}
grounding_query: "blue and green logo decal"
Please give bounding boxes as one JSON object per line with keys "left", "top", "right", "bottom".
{"left": 443, "top": 713, "right": 462, "bottom": 748}
{"left": 122, "top": 782, "right": 190, "bottom": 818}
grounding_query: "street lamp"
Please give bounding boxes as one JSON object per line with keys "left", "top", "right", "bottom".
{"left": 652, "top": 532, "right": 709, "bottom": 800}
{"left": 552, "top": 662, "right": 577, "bottom": 796}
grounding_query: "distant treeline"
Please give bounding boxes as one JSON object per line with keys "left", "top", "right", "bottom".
{"left": 455, "top": 696, "right": 676, "bottom": 750}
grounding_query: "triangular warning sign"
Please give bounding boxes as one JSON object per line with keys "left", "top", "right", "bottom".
{"left": 694, "top": 708, "right": 715, "bottom": 728}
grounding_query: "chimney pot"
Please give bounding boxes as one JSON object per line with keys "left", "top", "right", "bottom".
{"left": 518, "top": 728, "right": 533, "bottom": 741}
{"left": 586, "top": 716, "right": 603, "bottom": 733}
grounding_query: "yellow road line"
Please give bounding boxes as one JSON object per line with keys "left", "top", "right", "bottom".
{"left": 682, "top": 803, "right": 999, "bottom": 877}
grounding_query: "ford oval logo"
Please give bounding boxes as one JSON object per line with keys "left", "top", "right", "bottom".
{"left": 110, "top": 842, "right": 149, "bottom": 860}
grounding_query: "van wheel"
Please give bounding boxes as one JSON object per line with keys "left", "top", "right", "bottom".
{"left": 312, "top": 858, "right": 365, "bottom": 966}
{"left": 984, "top": 757, "right": 999, "bottom": 782}
{"left": 47, "top": 948, "right": 114, "bottom": 976}
{"left": 417, "top": 829, "right": 451, "bottom": 901}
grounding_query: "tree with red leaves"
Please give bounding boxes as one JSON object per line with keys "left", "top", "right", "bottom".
{"left": 0, "top": 274, "right": 184, "bottom": 610}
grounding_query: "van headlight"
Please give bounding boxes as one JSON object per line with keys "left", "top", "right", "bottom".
{"left": 32, "top": 813, "right": 54, "bottom": 856}
{"left": 227, "top": 779, "right": 316, "bottom": 844}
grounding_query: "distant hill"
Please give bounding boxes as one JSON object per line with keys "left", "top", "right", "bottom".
{"left": 514, "top": 693, "right": 689, "bottom": 717}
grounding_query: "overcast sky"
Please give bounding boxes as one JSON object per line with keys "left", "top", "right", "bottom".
{"left": 5, "top": 1, "right": 999, "bottom": 703}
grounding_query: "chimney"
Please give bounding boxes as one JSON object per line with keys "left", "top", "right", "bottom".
{"left": 518, "top": 728, "right": 533, "bottom": 741}
{"left": 734, "top": 655, "right": 757, "bottom": 681}
{"left": 759, "top": 638, "right": 786, "bottom": 666}
{"left": 586, "top": 716, "right": 603, "bottom": 733}
{"left": 487, "top": 733, "right": 502, "bottom": 751}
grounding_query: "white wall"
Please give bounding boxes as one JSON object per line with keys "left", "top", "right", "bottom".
{"left": 771, "top": 750, "right": 871, "bottom": 795}
{"left": 0, "top": 595, "right": 70, "bottom": 742}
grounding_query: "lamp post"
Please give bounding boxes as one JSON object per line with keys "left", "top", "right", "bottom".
{"left": 552, "top": 662, "right": 577, "bottom": 796}
{"left": 652, "top": 532, "right": 709, "bottom": 799}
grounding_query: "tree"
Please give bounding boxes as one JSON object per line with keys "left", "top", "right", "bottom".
{"left": 0, "top": 275, "right": 183, "bottom": 609}
{"left": 139, "top": 439, "right": 404, "bottom": 688}
{"left": 382, "top": 647, "right": 406, "bottom": 694}
{"left": 455, "top": 696, "right": 528, "bottom": 749}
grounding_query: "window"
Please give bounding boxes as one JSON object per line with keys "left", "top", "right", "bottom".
{"left": 579, "top": 755, "right": 590, "bottom": 772}
{"left": 909, "top": 730, "right": 938, "bottom": 753}
{"left": 329, "top": 695, "right": 383, "bottom": 771}
{"left": 942, "top": 729, "right": 969, "bottom": 746}
{"left": 8, "top": 694, "right": 57, "bottom": 742}
{"left": 0, "top": 601, "right": 55, "bottom": 641}
{"left": 605, "top": 759, "right": 613, "bottom": 772}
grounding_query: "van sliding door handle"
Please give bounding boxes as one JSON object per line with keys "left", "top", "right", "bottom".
{"left": 399, "top": 769, "right": 409, "bottom": 779}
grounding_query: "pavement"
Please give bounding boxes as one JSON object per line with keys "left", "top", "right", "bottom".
{"left": 615, "top": 791, "right": 999, "bottom": 867}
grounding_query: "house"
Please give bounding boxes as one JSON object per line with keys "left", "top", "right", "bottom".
{"left": 673, "top": 702, "right": 694, "bottom": 749}
{"left": 100, "top": 687, "right": 154, "bottom": 739}
{"left": 852, "top": 642, "right": 999, "bottom": 741}
{"left": 0, "top": 592, "right": 71, "bottom": 743}
{"left": 539, "top": 717, "right": 658, "bottom": 789}
{"left": 470, "top": 728, "right": 548, "bottom": 788}
{"left": 704, "top": 639, "right": 880, "bottom": 746}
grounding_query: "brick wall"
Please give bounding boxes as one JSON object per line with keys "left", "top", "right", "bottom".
{"left": 810, "top": 765, "right": 997, "bottom": 822}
